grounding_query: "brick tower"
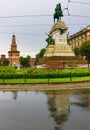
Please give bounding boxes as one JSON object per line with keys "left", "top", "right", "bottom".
{"left": 8, "top": 35, "right": 20, "bottom": 67}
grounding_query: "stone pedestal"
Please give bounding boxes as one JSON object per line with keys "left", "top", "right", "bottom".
{"left": 44, "top": 44, "right": 75, "bottom": 57}
{"left": 44, "top": 21, "right": 75, "bottom": 58}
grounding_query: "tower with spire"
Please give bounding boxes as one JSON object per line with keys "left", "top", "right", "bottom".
{"left": 8, "top": 35, "right": 20, "bottom": 67}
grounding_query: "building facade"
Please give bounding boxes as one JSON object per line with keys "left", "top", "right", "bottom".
{"left": 8, "top": 35, "right": 20, "bottom": 67}
{"left": 68, "top": 26, "right": 90, "bottom": 50}
{"left": 0, "top": 54, "right": 8, "bottom": 66}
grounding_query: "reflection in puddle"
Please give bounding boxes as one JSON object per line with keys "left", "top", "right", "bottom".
{"left": 0, "top": 89, "right": 90, "bottom": 130}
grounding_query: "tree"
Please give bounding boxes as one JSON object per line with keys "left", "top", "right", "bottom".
{"left": 36, "top": 48, "right": 46, "bottom": 62}
{"left": 74, "top": 47, "right": 80, "bottom": 56}
{"left": 3, "top": 59, "right": 9, "bottom": 66}
{"left": 0, "top": 58, "right": 9, "bottom": 66}
{"left": 80, "top": 40, "right": 90, "bottom": 67}
{"left": 20, "top": 55, "right": 31, "bottom": 68}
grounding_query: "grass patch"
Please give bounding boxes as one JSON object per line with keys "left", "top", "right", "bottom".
{"left": 0, "top": 76, "right": 90, "bottom": 84}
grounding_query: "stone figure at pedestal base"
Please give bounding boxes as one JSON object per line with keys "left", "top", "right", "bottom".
{"left": 45, "top": 33, "right": 55, "bottom": 45}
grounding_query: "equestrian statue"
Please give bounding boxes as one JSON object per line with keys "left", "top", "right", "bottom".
{"left": 53, "top": 3, "right": 63, "bottom": 23}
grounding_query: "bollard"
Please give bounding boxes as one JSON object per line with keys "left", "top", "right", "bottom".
{"left": 24, "top": 73, "right": 27, "bottom": 83}
{"left": 2, "top": 74, "right": 4, "bottom": 84}
{"left": 47, "top": 73, "right": 50, "bottom": 84}
{"left": 70, "top": 72, "right": 72, "bottom": 82}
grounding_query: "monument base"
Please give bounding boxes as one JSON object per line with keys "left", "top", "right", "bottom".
{"left": 37, "top": 56, "right": 86, "bottom": 69}
{"left": 44, "top": 44, "right": 75, "bottom": 57}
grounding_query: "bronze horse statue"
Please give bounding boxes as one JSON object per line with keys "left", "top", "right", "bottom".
{"left": 53, "top": 3, "right": 63, "bottom": 23}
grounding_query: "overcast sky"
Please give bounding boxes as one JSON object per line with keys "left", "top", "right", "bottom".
{"left": 0, "top": 0, "right": 90, "bottom": 58}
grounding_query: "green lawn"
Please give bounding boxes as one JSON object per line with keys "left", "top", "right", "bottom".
{"left": 0, "top": 76, "right": 90, "bottom": 84}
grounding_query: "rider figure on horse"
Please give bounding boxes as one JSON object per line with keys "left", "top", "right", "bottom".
{"left": 53, "top": 3, "right": 63, "bottom": 23}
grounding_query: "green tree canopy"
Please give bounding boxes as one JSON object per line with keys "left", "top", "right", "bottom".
{"left": 3, "top": 59, "right": 9, "bottom": 66}
{"left": 0, "top": 58, "right": 9, "bottom": 66}
{"left": 20, "top": 55, "right": 31, "bottom": 68}
{"left": 80, "top": 40, "right": 90, "bottom": 67}
{"left": 74, "top": 47, "right": 80, "bottom": 56}
{"left": 36, "top": 48, "right": 46, "bottom": 61}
